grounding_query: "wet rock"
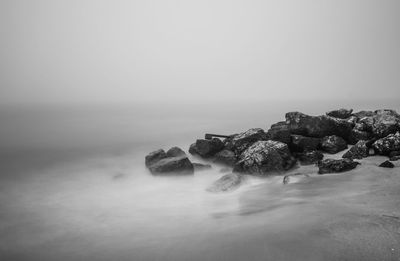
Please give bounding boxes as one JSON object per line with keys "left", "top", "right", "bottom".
{"left": 372, "top": 132, "right": 400, "bottom": 155}
{"left": 389, "top": 156, "right": 400, "bottom": 161}
{"left": 213, "top": 149, "right": 237, "bottom": 166}
{"left": 166, "top": 147, "right": 186, "bottom": 157}
{"left": 296, "top": 150, "right": 324, "bottom": 165}
{"left": 225, "top": 128, "right": 268, "bottom": 154}
{"left": 349, "top": 129, "right": 371, "bottom": 144}
{"left": 371, "top": 110, "right": 400, "bottom": 138}
{"left": 148, "top": 156, "right": 194, "bottom": 175}
{"left": 188, "top": 138, "right": 224, "bottom": 158}
{"left": 389, "top": 151, "right": 400, "bottom": 158}
{"left": 206, "top": 173, "right": 243, "bottom": 192}
{"left": 342, "top": 140, "right": 369, "bottom": 160}
{"left": 290, "top": 135, "right": 321, "bottom": 152}
{"left": 266, "top": 121, "right": 291, "bottom": 144}
{"left": 283, "top": 173, "right": 310, "bottom": 184}
{"left": 320, "top": 135, "right": 348, "bottom": 154}
{"left": 237, "top": 140, "right": 296, "bottom": 175}
{"left": 379, "top": 160, "right": 394, "bottom": 168}
{"left": 193, "top": 163, "right": 212, "bottom": 171}
{"left": 318, "top": 158, "right": 360, "bottom": 174}
{"left": 285, "top": 112, "right": 353, "bottom": 141}
{"left": 326, "top": 108, "right": 353, "bottom": 119}
{"left": 145, "top": 149, "right": 167, "bottom": 167}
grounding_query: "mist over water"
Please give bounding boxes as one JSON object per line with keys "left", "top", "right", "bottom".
{"left": 1, "top": 100, "right": 400, "bottom": 261}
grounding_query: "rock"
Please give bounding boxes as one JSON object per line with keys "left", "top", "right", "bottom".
{"left": 371, "top": 110, "right": 400, "bottom": 138}
{"left": 296, "top": 150, "right": 324, "bottom": 165}
{"left": 213, "top": 149, "right": 237, "bottom": 166}
{"left": 219, "top": 167, "right": 232, "bottom": 173}
{"left": 342, "top": 140, "right": 369, "bottom": 159}
{"left": 318, "top": 158, "right": 360, "bottom": 174}
{"left": 326, "top": 108, "right": 353, "bottom": 119}
{"left": 283, "top": 173, "right": 310, "bottom": 184}
{"left": 193, "top": 163, "right": 212, "bottom": 171}
{"left": 225, "top": 128, "right": 268, "bottom": 154}
{"left": 285, "top": 112, "right": 353, "bottom": 141}
{"left": 236, "top": 140, "right": 296, "bottom": 175}
{"left": 379, "top": 160, "right": 394, "bottom": 168}
{"left": 290, "top": 135, "right": 321, "bottom": 152}
{"left": 389, "top": 151, "right": 400, "bottom": 158}
{"left": 206, "top": 173, "right": 243, "bottom": 192}
{"left": 349, "top": 129, "right": 371, "bottom": 144}
{"left": 266, "top": 121, "right": 291, "bottom": 144}
{"left": 145, "top": 149, "right": 167, "bottom": 167}
{"left": 320, "top": 135, "right": 348, "bottom": 154}
{"left": 390, "top": 156, "right": 400, "bottom": 161}
{"left": 372, "top": 132, "right": 400, "bottom": 155}
{"left": 148, "top": 156, "right": 194, "bottom": 175}
{"left": 352, "top": 110, "right": 375, "bottom": 118}
{"left": 166, "top": 147, "right": 186, "bottom": 157}
{"left": 188, "top": 138, "right": 224, "bottom": 158}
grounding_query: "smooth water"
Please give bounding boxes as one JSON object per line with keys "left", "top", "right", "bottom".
{"left": 1, "top": 100, "right": 400, "bottom": 261}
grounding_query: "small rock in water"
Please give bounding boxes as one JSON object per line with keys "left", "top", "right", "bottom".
{"left": 390, "top": 156, "right": 400, "bottom": 161}
{"left": 318, "top": 158, "right": 360, "bottom": 174}
{"left": 193, "top": 163, "right": 212, "bottom": 171}
{"left": 148, "top": 156, "right": 194, "bottom": 175}
{"left": 206, "top": 173, "right": 243, "bottom": 192}
{"left": 342, "top": 140, "right": 369, "bottom": 160}
{"left": 379, "top": 160, "right": 395, "bottom": 168}
{"left": 145, "top": 149, "right": 167, "bottom": 167}
{"left": 320, "top": 135, "right": 348, "bottom": 154}
{"left": 283, "top": 173, "right": 310, "bottom": 184}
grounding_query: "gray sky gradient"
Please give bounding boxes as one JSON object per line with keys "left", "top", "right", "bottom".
{"left": 0, "top": 0, "right": 399, "bottom": 104}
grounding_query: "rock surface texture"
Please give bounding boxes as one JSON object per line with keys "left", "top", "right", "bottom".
{"left": 320, "top": 135, "right": 348, "bottom": 154}
{"left": 318, "top": 158, "right": 360, "bottom": 174}
{"left": 342, "top": 140, "right": 370, "bottom": 159}
{"left": 145, "top": 147, "right": 194, "bottom": 175}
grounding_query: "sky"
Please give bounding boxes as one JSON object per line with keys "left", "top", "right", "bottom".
{"left": 0, "top": 0, "right": 399, "bottom": 104}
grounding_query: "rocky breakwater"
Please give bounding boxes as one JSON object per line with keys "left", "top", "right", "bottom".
{"left": 145, "top": 108, "right": 400, "bottom": 191}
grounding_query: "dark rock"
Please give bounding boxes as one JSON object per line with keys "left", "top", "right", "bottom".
{"left": 371, "top": 110, "right": 400, "bottom": 138}
{"left": 342, "top": 140, "right": 369, "bottom": 159}
{"left": 352, "top": 110, "right": 375, "bottom": 118}
{"left": 326, "top": 108, "right": 353, "bottom": 119}
{"left": 372, "top": 132, "right": 400, "bottom": 155}
{"left": 389, "top": 151, "right": 400, "bottom": 158}
{"left": 166, "top": 147, "right": 186, "bottom": 157}
{"left": 379, "top": 160, "right": 394, "bottom": 168}
{"left": 236, "top": 140, "right": 296, "bottom": 175}
{"left": 188, "top": 138, "right": 224, "bottom": 158}
{"left": 318, "top": 158, "right": 360, "bottom": 174}
{"left": 389, "top": 156, "right": 400, "bottom": 161}
{"left": 193, "top": 163, "right": 212, "bottom": 171}
{"left": 213, "top": 149, "right": 237, "bottom": 166}
{"left": 290, "top": 135, "right": 321, "bottom": 152}
{"left": 145, "top": 149, "right": 167, "bottom": 167}
{"left": 148, "top": 156, "right": 194, "bottom": 175}
{"left": 225, "top": 128, "right": 268, "bottom": 154}
{"left": 349, "top": 129, "right": 371, "bottom": 144}
{"left": 266, "top": 121, "right": 291, "bottom": 144}
{"left": 285, "top": 112, "right": 353, "bottom": 141}
{"left": 296, "top": 150, "right": 324, "bottom": 165}
{"left": 283, "top": 173, "right": 310, "bottom": 184}
{"left": 320, "top": 135, "right": 348, "bottom": 154}
{"left": 206, "top": 173, "right": 243, "bottom": 192}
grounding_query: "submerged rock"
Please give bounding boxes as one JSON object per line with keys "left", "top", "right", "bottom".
{"left": 145, "top": 149, "right": 167, "bottom": 167}
{"left": 389, "top": 156, "right": 400, "bottom": 162}
{"left": 296, "top": 150, "right": 324, "bottom": 165}
{"left": 320, "top": 135, "right": 348, "bottom": 154}
{"left": 326, "top": 108, "right": 353, "bottom": 119}
{"left": 213, "top": 149, "right": 237, "bottom": 166}
{"left": 342, "top": 140, "right": 369, "bottom": 160}
{"left": 193, "top": 163, "right": 212, "bottom": 171}
{"left": 372, "top": 132, "right": 400, "bottom": 155}
{"left": 266, "top": 121, "right": 291, "bottom": 144}
{"left": 225, "top": 128, "right": 268, "bottom": 154}
{"left": 379, "top": 160, "right": 394, "bottom": 168}
{"left": 318, "top": 158, "right": 360, "bottom": 174}
{"left": 283, "top": 173, "right": 310, "bottom": 184}
{"left": 206, "top": 173, "right": 243, "bottom": 192}
{"left": 237, "top": 140, "right": 296, "bottom": 175}
{"left": 290, "top": 135, "right": 321, "bottom": 152}
{"left": 188, "top": 138, "right": 224, "bottom": 158}
{"left": 148, "top": 156, "right": 194, "bottom": 175}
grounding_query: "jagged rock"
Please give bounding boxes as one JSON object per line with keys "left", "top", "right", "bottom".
{"left": 296, "top": 150, "right": 324, "bottom": 165}
{"left": 166, "top": 147, "right": 186, "bottom": 157}
{"left": 148, "top": 156, "right": 194, "bottom": 175}
{"left": 318, "top": 158, "right": 360, "bottom": 174}
{"left": 188, "top": 138, "right": 224, "bottom": 158}
{"left": 372, "top": 132, "right": 400, "bottom": 155}
{"left": 326, "top": 108, "right": 353, "bottom": 119}
{"left": 285, "top": 112, "right": 353, "bottom": 141}
{"left": 193, "top": 163, "right": 212, "bottom": 171}
{"left": 320, "top": 135, "right": 348, "bottom": 154}
{"left": 349, "top": 129, "right": 371, "bottom": 144}
{"left": 352, "top": 110, "right": 375, "bottom": 118}
{"left": 379, "top": 160, "right": 394, "bottom": 168}
{"left": 390, "top": 156, "right": 400, "bottom": 161}
{"left": 236, "top": 140, "right": 296, "bottom": 175}
{"left": 371, "top": 110, "right": 400, "bottom": 138}
{"left": 342, "top": 140, "right": 369, "bottom": 159}
{"left": 206, "top": 173, "right": 243, "bottom": 192}
{"left": 213, "top": 149, "right": 237, "bottom": 166}
{"left": 266, "top": 121, "right": 291, "bottom": 144}
{"left": 290, "top": 135, "right": 321, "bottom": 152}
{"left": 283, "top": 173, "right": 310, "bottom": 184}
{"left": 145, "top": 149, "right": 167, "bottom": 167}
{"left": 225, "top": 128, "right": 268, "bottom": 154}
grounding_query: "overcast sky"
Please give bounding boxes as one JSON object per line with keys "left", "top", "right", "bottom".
{"left": 0, "top": 0, "right": 399, "bottom": 104}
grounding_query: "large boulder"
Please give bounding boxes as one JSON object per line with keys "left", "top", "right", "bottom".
{"left": 145, "top": 149, "right": 167, "bottom": 167}
{"left": 342, "top": 140, "right": 369, "bottom": 159}
{"left": 285, "top": 112, "right": 353, "bottom": 141}
{"left": 326, "top": 108, "right": 353, "bottom": 119}
{"left": 236, "top": 140, "right": 296, "bottom": 175}
{"left": 290, "top": 134, "right": 321, "bottom": 152}
{"left": 213, "top": 149, "right": 237, "bottom": 166}
{"left": 145, "top": 147, "right": 194, "bottom": 175}
{"left": 206, "top": 173, "right": 243, "bottom": 192}
{"left": 188, "top": 138, "right": 224, "bottom": 158}
{"left": 318, "top": 158, "right": 360, "bottom": 174}
{"left": 320, "top": 135, "right": 348, "bottom": 154}
{"left": 225, "top": 128, "right": 267, "bottom": 154}
{"left": 266, "top": 121, "right": 291, "bottom": 144}
{"left": 295, "top": 150, "right": 324, "bottom": 165}
{"left": 372, "top": 132, "right": 400, "bottom": 155}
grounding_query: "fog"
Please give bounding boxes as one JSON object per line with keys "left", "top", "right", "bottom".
{"left": 1, "top": 0, "right": 400, "bottom": 104}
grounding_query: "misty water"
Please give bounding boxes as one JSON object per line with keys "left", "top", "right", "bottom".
{"left": 1, "top": 101, "right": 400, "bottom": 261}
